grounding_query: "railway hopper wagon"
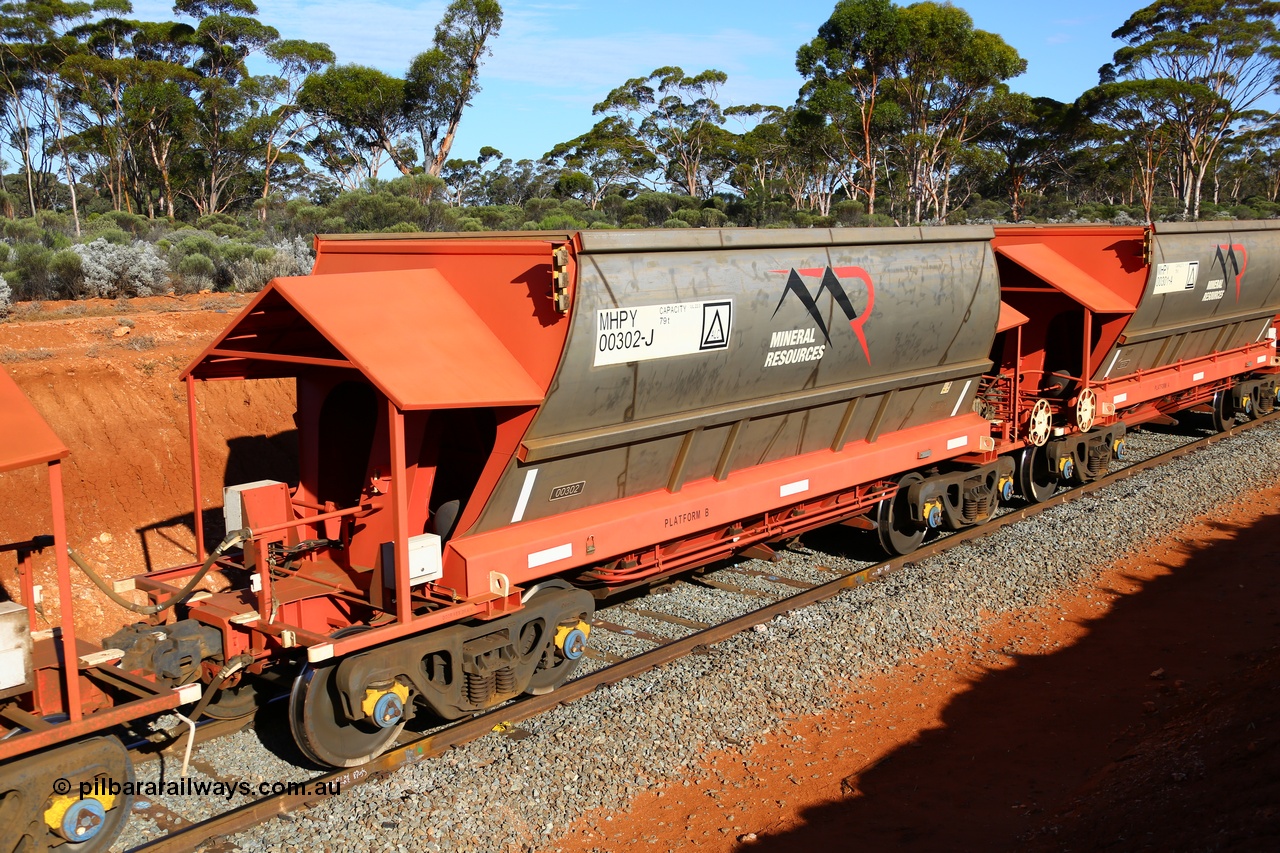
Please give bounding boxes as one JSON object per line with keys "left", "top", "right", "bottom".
{"left": 1, "top": 221, "right": 1278, "bottom": 851}
{"left": 170, "top": 225, "right": 1008, "bottom": 769}
{"left": 982, "top": 222, "right": 1280, "bottom": 505}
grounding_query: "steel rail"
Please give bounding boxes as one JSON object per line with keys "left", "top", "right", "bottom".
{"left": 129, "top": 412, "right": 1279, "bottom": 852}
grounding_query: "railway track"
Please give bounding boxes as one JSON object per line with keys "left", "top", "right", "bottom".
{"left": 117, "top": 411, "right": 1277, "bottom": 852}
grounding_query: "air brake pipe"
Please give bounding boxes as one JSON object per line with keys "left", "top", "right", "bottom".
{"left": 68, "top": 529, "right": 247, "bottom": 616}
{"left": 186, "top": 653, "right": 255, "bottom": 724}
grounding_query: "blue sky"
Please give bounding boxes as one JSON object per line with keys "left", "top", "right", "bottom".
{"left": 130, "top": 1, "right": 1138, "bottom": 163}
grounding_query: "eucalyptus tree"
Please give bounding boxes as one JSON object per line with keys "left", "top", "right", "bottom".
{"left": 298, "top": 63, "right": 411, "bottom": 186}
{"left": 887, "top": 1, "right": 1025, "bottom": 222}
{"left": 1209, "top": 119, "right": 1280, "bottom": 205}
{"left": 796, "top": 0, "right": 905, "bottom": 216}
{"left": 542, "top": 116, "right": 657, "bottom": 209}
{"left": 722, "top": 104, "right": 848, "bottom": 220}
{"left": 247, "top": 38, "right": 335, "bottom": 215}
{"left": 979, "top": 92, "right": 1078, "bottom": 221}
{"left": 1101, "top": 0, "right": 1280, "bottom": 219}
{"left": 593, "top": 66, "right": 731, "bottom": 198}
{"left": 440, "top": 144, "right": 500, "bottom": 205}
{"left": 64, "top": 15, "right": 205, "bottom": 219}
{"left": 0, "top": 0, "right": 103, "bottom": 219}
{"left": 723, "top": 104, "right": 790, "bottom": 218}
{"left": 1078, "top": 78, "right": 1180, "bottom": 221}
{"left": 171, "top": 0, "right": 301, "bottom": 214}
{"left": 404, "top": 0, "right": 502, "bottom": 177}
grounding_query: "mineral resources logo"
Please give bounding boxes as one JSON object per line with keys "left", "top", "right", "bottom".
{"left": 1211, "top": 243, "right": 1247, "bottom": 301}
{"left": 769, "top": 266, "right": 875, "bottom": 364}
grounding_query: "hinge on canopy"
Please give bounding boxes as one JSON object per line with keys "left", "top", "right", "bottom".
{"left": 551, "top": 245, "right": 571, "bottom": 314}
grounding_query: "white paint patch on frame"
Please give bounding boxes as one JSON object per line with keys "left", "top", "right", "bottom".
{"left": 528, "top": 543, "right": 573, "bottom": 569}
{"left": 779, "top": 479, "right": 809, "bottom": 497}
{"left": 511, "top": 468, "right": 539, "bottom": 523}
{"left": 949, "top": 380, "right": 972, "bottom": 417}
{"left": 1104, "top": 349, "right": 1122, "bottom": 378}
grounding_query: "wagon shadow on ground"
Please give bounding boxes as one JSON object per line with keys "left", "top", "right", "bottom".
{"left": 133, "top": 431, "right": 299, "bottom": 571}
{"left": 748, "top": 508, "right": 1280, "bottom": 853}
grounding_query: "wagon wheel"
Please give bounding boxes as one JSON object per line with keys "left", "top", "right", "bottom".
{"left": 3, "top": 735, "right": 134, "bottom": 853}
{"left": 1210, "top": 388, "right": 1235, "bottom": 433}
{"left": 1025, "top": 399, "right": 1053, "bottom": 447}
{"left": 875, "top": 472, "right": 927, "bottom": 557}
{"left": 289, "top": 627, "right": 406, "bottom": 768}
{"left": 1016, "top": 445, "right": 1059, "bottom": 504}
{"left": 523, "top": 580, "right": 594, "bottom": 696}
{"left": 1076, "top": 387, "right": 1097, "bottom": 433}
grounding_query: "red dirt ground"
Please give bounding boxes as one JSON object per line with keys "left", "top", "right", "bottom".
{"left": 0, "top": 295, "right": 296, "bottom": 642}
{"left": 558, "top": 485, "right": 1280, "bottom": 852}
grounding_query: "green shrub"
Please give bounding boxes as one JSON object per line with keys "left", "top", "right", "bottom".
{"left": 178, "top": 253, "right": 216, "bottom": 278}
{"left": 175, "top": 235, "right": 218, "bottom": 259}
{"left": 92, "top": 227, "right": 132, "bottom": 245}
{"left": 197, "top": 213, "right": 238, "bottom": 231}
{"left": 35, "top": 211, "right": 70, "bottom": 234}
{"left": 660, "top": 218, "right": 691, "bottom": 228}
{"left": 3, "top": 219, "right": 43, "bottom": 242}
{"left": 10, "top": 243, "right": 53, "bottom": 300}
{"left": 100, "top": 210, "right": 150, "bottom": 237}
{"left": 538, "top": 213, "right": 587, "bottom": 230}
{"left": 215, "top": 242, "right": 256, "bottom": 264}
{"left": 48, "top": 251, "right": 84, "bottom": 298}
{"left": 207, "top": 222, "right": 245, "bottom": 238}
{"left": 832, "top": 200, "right": 866, "bottom": 226}
{"left": 701, "top": 208, "right": 729, "bottom": 228}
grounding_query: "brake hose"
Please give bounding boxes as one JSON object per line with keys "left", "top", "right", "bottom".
{"left": 69, "top": 528, "right": 249, "bottom": 616}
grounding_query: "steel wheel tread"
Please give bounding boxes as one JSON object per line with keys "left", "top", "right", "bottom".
{"left": 289, "top": 627, "right": 405, "bottom": 769}
{"left": 1017, "top": 445, "right": 1058, "bottom": 503}
{"left": 876, "top": 472, "right": 927, "bottom": 556}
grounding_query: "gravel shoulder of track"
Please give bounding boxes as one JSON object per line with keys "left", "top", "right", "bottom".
{"left": 116, "top": 420, "right": 1280, "bottom": 853}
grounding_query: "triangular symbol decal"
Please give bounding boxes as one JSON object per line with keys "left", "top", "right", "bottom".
{"left": 700, "top": 302, "right": 732, "bottom": 350}
{"left": 703, "top": 312, "right": 725, "bottom": 344}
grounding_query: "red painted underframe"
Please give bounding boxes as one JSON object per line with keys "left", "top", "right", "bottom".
{"left": 1096, "top": 341, "right": 1277, "bottom": 413}
{"left": 0, "top": 680, "right": 183, "bottom": 762}
{"left": 451, "top": 413, "right": 993, "bottom": 594}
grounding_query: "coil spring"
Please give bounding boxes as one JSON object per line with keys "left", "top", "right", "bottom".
{"left": 962, "top": 485, "right": 993, "bottom": 523}
{"left": 465, "top": 670, "right": 494, "bottom": 706}
{"left": 1087, "top": 444, "right": 1110, "bottom": 478}
{"left": 494, "top": 666, "right": 515, "bottom": 695}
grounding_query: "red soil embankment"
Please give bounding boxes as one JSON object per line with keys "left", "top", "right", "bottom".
{"left": 1, "top": 296, "right": 295, "bottom": 642}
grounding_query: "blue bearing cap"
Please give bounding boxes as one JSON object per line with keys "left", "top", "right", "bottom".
{"left": 373, "top": 692, "right": 404, "bottom": 728}
{"left": 62, "top": 798, "right": 107, "bottom": 842}
{"left": 560, "top": 627, "right": 588, "bottom": 660}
